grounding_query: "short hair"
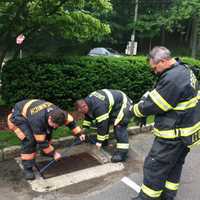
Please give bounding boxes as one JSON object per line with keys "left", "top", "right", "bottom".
{"left": 49, "top": 109, "right": 66, "bottom": 126}
{"left": 149, "top": 46, "right": 171, "bottom": 64}
{"left": 74, "top": 99, "right": 86, "bottom": 109}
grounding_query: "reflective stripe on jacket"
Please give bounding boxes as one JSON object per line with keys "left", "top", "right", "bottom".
{"left": 132, "top": 62, "right": 200, "bottom": 147}
{"left": 10, "top": 99, "right": 81, "bottom": 137}
{"left": 83, "top": 89, "right": 132, "bottom": 141}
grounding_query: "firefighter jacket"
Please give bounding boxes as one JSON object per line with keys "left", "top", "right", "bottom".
{"left": 82, "top": 89, "right": 133, "bottom": 143}
{"left": 9, "top": 99, "right": 81, "bottom": 152}
{"left": 133, "top": 61, "right": 200, "bottom": 148}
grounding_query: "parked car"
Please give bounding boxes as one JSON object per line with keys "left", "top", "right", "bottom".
{"left": 88, "top": 47, "right": 121, "bottom": 57}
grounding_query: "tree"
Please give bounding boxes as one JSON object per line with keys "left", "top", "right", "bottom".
{"left": 167, "top": 0, "right": 200, "bottom": 58}
{"left": 108, "top": 0, "right": 200, "bottom": 57}
{"left": 133, "top": 0, "right": 200, "bottom": 57}
{"left": 0, "top": 0, "right": 112, "bottom": 68}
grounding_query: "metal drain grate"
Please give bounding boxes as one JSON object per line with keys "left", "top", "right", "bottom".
{"left": 37, "top": 152, "right": 101, "bottom": 178}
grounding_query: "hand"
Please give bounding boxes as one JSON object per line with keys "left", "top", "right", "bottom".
{"left": 140, "top": 91, "right": 150, "bottom": 102}
{"left": 96, "top": 142, "right": 102, "bottom": 150}
{"left": 54, "top": 151, "right": 62, "bottom": 160}
{"left": 79, "top": 134, "right": 86, "bottom": 141}
{"left": 139, "top": 117, "right": 147, "bottom": 128}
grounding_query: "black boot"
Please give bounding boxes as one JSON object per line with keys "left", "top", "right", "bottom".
{"left": 24, "top": 168, "right": 35, "bottom": 180}
{"left": 102, "top": 140, "right": 108, "bottom": 147}
{"left": 111, "top": 151, "right": 128, "bottom": 162}
{"left": 161, "top": 197, "right": 174, "bottom": 200}
{"left": 161, "top": 192, "right": 175, "bottom": 200}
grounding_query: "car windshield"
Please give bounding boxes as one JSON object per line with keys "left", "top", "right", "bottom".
{"left": 106, "top": 48, "right": 120, "bottom": 54}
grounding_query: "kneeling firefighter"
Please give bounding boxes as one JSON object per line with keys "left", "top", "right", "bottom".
{"left": 7, "top": 99, "right": 84, "bottom": 180}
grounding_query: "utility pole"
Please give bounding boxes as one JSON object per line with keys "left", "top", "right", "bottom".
{"left": 125, "top": 0, "right": 139, "bottom": 55}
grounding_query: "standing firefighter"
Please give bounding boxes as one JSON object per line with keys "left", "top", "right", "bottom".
{"left": 132, "top": 46, "right": 200, "bottom": 200}
{"left": 7, "top": 99, "right": 84, "bottom": 180}
{"left": 75, "top": 89, "right": 133, "bottom": 162}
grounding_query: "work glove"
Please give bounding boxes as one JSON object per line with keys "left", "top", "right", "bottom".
{"left": 140, "top": 91, "right": 150, "bottom": 102}
{"left": 134, "top": 117, "right": 147, "bottom": 127}
{"left": 53, "top": 151, "right": 62, "bottom": 160}
{"left": 139, "top": 117, "right": 147, "bottom": 128}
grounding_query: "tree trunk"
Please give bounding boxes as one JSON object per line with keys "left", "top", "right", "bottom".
{"left": 185, "top": 21, "right": 191, "bottom": 43}
{"left": 190, "top": 16, "right": 199, "bottom": 58}
{"left": 0, "top": 47, "right": 8, "bottom": 72}
{"left": 161, "top": 27, "right": 165, "bottom": 45}
{"left": 149, "top": 38, "right": 152, "bottom": 51}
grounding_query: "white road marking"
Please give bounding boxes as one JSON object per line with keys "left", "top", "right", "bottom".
{"left": 121, "top": 176, "right": 141, "bottom": 193}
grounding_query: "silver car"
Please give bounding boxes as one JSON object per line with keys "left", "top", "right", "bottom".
{"left": 88, "top": 47, "right": 121, "bottom": 57}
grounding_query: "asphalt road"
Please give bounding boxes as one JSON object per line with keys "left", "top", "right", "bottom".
{"left": 0, "top": 133, "right": 199, "bottom": 200}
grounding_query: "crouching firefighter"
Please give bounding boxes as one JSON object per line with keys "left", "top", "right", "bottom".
{"left": 132, "top": 46, "right": 200, "bottom": 200}
{"left": 7, "top": 99, "right": 84, "bottom": 180}
{"left": 75, "top": 89, "right": 133, "bottom": 162}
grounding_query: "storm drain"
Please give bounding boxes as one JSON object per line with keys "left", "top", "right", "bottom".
{"left": 38, "top": 152, "right": 101, "bottom": 179}
{"left": 15, "top": 143, "right": 124, "bottom": 192}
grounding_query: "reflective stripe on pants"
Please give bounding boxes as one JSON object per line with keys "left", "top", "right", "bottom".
{"left": 7, "top": 114, "right": 26, "bottom": 140}
{"left": 114, "top": 124, "right": 129, "bottom": 152}
{"left": 21, "top": 152, "right": 36, "bottom": 160}
{"left": 139, "top": 137, "right": 189, "bottom": 199}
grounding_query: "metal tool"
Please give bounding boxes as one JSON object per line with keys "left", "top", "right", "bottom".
{"left": 86, "top": 134, "right": 97, "bottom": 145}
{"left": 34, "top": 163, "right": 45, "bottom": 179}
{"left": 37, "top": 138, "right": 82, "bottom": 177}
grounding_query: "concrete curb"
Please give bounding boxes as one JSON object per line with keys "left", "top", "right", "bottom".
{"left": 0, "top": 149, "right": 3, "bottom": 161}
{"left": 0, "top": 124, "right": 153, "bottom": 161}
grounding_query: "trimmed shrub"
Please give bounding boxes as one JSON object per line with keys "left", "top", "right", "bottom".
{"left": 1, "top": 56, "right": 199, "bottom": 109}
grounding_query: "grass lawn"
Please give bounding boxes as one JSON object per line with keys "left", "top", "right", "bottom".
{"left": 0, "top": 127, "right": 73, "bottom": 149}
{"left": 0, "top": 116, "right": 154, "bottom": 148}
{"left": 128, "top": 115, "right": 154, "bottom": 127}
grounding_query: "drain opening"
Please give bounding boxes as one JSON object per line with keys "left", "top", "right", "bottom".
{"left": 37, "top": 152, "right": 101, "bottom": 179}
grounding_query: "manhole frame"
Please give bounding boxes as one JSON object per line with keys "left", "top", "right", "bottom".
{"left": 15, "top": 143, "right": 124, "bottom": 192}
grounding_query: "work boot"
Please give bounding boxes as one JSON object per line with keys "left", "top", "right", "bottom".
{"left": 111, "top": 151, "right": 128, "bottom": 162}
{"left": 24, "top": 168, "right": 35, "bottom": 180}
{"left": 161, "top": 197, "right": 174, "bottom": 200}
{"left": 102, "top": 140, "right": 108, "bottom": 147}
{"left": 161, "top": 192, "right": 175, "bottom": 200}
{"left": 132, "top": 195, "right": 161, "bottom": 200}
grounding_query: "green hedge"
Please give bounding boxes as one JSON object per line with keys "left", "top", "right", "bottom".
{"left": 1, "top": 56, "right": 200, "bottom": 109}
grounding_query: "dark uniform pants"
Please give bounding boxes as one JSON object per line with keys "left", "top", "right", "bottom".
{"left": 18, "top": 122, "right": 37, "bottom": 169}
{"left": 7, "top": 113, "right": 37, "bottom": 169}
{"left": 139, "top": 137, "right": 190, "bottom": 200}
{"left": 113, "top": 105, "right": 133, "bottom": 153}
{"left": 114, "top": 124, "right": 129, "bottom": 152}
{"left": 7, "top": 113, "right": 53, "bottom": 169}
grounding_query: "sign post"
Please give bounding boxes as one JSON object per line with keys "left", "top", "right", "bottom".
{"left": 16, "top": 34, "right": 25, "bottom": 59}
{"left": 125, "top": 0, "right": 139, "bottom": 55}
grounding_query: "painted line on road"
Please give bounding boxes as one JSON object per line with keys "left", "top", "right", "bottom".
{"left": 121, "top": 176, "right": 141, "bottom": 193}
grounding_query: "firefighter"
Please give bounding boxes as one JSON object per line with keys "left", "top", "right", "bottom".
{"left": 132, "top": 46, "right": 200, "bottom": 200}
{"left": 75, "top": 89, "right": 133, "bottom": 162}
{"left": 7, "top": 99, "right": 84, "bottom": 180}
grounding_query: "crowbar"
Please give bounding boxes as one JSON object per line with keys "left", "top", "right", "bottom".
{"left": 37, "top": 138, "right": 82, "bottom": 177}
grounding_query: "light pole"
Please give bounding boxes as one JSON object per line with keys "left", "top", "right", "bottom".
{"left": 125, "top": 0, "right": 139, "bottom": 55}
